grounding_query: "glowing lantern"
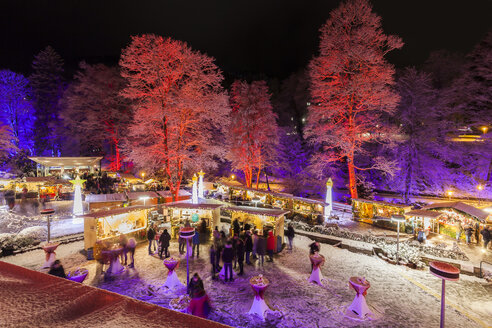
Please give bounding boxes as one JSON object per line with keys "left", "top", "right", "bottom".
{"left": 324, "top": 178, "right": 333, "bottom": 219}
{"left": 70, "top": 176, "right": 86, "bottom": 216}
{"left": 192, "top": 174, "right": 198, "bottom": 204}
{"left": 198, "top": 170, "right": 205, "bottom": 199}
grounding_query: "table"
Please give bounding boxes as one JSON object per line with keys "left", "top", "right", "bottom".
{"left": 308, "top": 253, "right": 325, "bottom": 285}
{"left": 163, "top": 257, "right": 185, "bottom": 289}
{"left": 41, "top": 242, "right": 59, "bottom": 269}
{"left": 248, "top": 275, "right": 270, "bottom": 320}
{"left": 347, "top": 276, "right": 373, "bottom": 319}
{"left": 101, "top": 247, "right": 124, "bottom": 276}
{"left": 429, "top": 261, "right": 460, "bottom": 328}
{"left": 67, "top": 268, "right": 89, "bottom": 283}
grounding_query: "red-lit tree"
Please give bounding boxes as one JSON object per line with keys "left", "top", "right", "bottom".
{"left": 227, "top": 80, "right": 278, "bottom": 188}
{"left": 120, "top": 34, "right": 229, "bottom": 200}
{"left": 305, "top": 0, "right": 403, "bottom": 199}
{"left": 60, "top": 63, "right": 130, "bottom": 171}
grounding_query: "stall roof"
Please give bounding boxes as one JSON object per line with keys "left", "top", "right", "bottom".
{"left": 406, "top": 210, "right": 443, "bottom": 218}
{"left": 422, "top": 201, "right": 489, "bottom": 221}
{"left": 163, "top": 202, "right": 224, "bottom": 210}
{"left": 85, "top": 193, "right": 127, "bottom": 203}
{"left": 0, "top": 261, "right": 229, "bottom": 328}
{"left": 353, "top": 198, "right": 411, "bottom": 209}
{"left": 224, "top": 206, "right": 290, "bottom": 217}
{"left": 29, "top": 156, "right": 102, "bottom": 167}
{"left": 157, "top": 190, "right": 192, "bottom": 197}
{"left": 291, "top": 196, "right": 326, "bottom": 206}
{"left": 127, "top": 191, "right": 159, "bottom": 200}
{"left": 118, "top": 173, "right": 142, "bottom": 181}
{"left": 217, "top": 181, "right": 293, "bottom": 198}
{"left": 81, "top": 205, "right": 153, "bottom": 218}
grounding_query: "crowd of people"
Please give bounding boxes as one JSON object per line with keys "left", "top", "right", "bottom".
{"left": 455, "top": 220, "right": 491, "bottom": 248}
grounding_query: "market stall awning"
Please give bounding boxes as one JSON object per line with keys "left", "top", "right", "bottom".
{"left": 0, "top": 261, "right": 229, "bottom": 328}
{"left": 353, "top": 198, "right": 411, "bottom": 209}
{"left": 405, "top": 210, "right": 443, "bottom": 218}
{"left": 157, "top": 190, "right": 192, "bottom": 197}
{"left": 422, "top": 201, "right": 489, "bottom": 222}
{"left": 224, "top": 206, "right": 290, "bottom": 217}
{"left": 85, "top": 193, "right": 127, "bottom": 203}
{"left": 81, "top": 205, "right": 153, "bottom": 219}
{"left": 127, "top": 191, "right": 159, "bottom": 200}
{"left": 29, "top": 156, "right": 102, "bottom": 167}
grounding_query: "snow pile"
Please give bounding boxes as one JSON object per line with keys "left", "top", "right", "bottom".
{"left": 289, "top": 220, "right": 469, "bottom": 262}
{"left": 13, "top": 226, "right": 47, "bottom": 248}
{"left": 375, "top": 241, "right": 425, "bottom": 268}
{"left": 0, "top": 233, "right": 15, "bottom": 249}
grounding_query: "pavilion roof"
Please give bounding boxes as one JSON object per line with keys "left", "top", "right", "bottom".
{"left": 0, "top": 261, "right": 228, "bottom": 328}
{"left": 127, "top": 191, "right": 159, "bottom": 200}
{"left": 81, "top": 205, "right": 153, "bottom": 218}
{"left": 163, "top": 201, "right": 224, "bottom": 210}
{"left": 353, "top": 198, "right": 411, "bottom": 209}
{"left": 406, "top": 210, "right": 443, "bottom": 218}
{"left": 29, "top": 156, "right": 102, "bottom": 167}
{"left": 422, "top": 201, "right": 489, "bottom": 221}
{"left": 84, "top": 193, "right": 127, "bottom": 203}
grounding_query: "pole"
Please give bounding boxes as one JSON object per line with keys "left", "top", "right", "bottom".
{"left": 440, "top": 279, "right": 445, "bottom": 328}
{"left": 47, "top": 215, "right": 51, "bottom": 243}
{"left": 396, "top": 221, "right": 400, "bottom": 264}
{"left": 186, "top": 241, "right": 190, "bottom": 287}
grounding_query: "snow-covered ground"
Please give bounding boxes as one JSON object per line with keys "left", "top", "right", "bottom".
{"left": 3, "top": 235, "right": 491, "bottom": 328}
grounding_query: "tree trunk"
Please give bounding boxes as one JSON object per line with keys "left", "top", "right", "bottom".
{"left": 347, "top": 155, "right": 358, "bottom": 199}
{"left": 255, "top": 168, "right": 261, "bottom": 190}
{"left": 264, "top": 169, "right": 270, "bottom": 191}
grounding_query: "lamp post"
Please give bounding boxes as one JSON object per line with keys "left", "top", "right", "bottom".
{"left": 446, "top": 190, "right": 453, "bottom": 201}
{"left": 141, "top": 172, "right": 145, "bottom": 180}
{"left": 41, "top": 208, "right": 55, "bottom": 243}
{"left": 391, "top": 215, "right": 406, "bottom": 264}
{"left": 477, "top": 185, "right": 484, "bottom": 206}
{"left": 179, "top": 227, "right": 195, "bottom": 287}
{"left": 429, "top": 261, "right": 460, "bottom": 328}
{"left": 252, "top": 197, "right": 261, "bottom": 208}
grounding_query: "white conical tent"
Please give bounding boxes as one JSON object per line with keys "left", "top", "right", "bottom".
{"left": 192, "top": 174, "right": 198, "bottom": 204}
{"left": 198, "top": 170, "right": 204, "bottom": 198}
{"left": 70, "top": 176, "right": 86, "bottom": 216}
{"left": 324, "top": 178, "right": 333, "bottom": 218}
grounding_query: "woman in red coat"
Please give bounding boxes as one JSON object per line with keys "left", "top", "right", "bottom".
{"left": 187, "top": 288, "right": 211, "bottom": 318}
{"left": 266, "top": 230, "right": 275, "bottom": 262}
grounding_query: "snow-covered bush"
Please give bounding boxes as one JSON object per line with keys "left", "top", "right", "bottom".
{"left": 0, "top": 233, "right": 15, "bottom": 249}
{"left": 13, "top": 226, "right": 47, "bottom": 249}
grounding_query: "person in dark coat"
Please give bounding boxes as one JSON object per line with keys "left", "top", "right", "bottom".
{"left": 475, "top": 222, "right": 480, "bottom": 245}
{"left": 126, "top": 238, "right": 137, "bottom": 268}
{"left": 216, "top": 231, "right": 226, "bottom": 270}
{"left": 178, "top": 235, "right": 186, "bottom": 255}
{"left": 244, "top": 230, "right": 253, "bottom": 265}
{"left": 256, "top": 233, "right": 266, "bottom": 267}
{"left": 233, "top": 219, "right": 240, "bottom": 237}
{"left": 147, "top": 224, "right": 156, "bottom": 255}
{"left": 188, "top": 273, "right": 204, "bottom": 297}
{"left": 159, "top": 229, "right": 171, "bottom": 259}
{"left": 309, "top": 241, "right": 320, "bottom": 255}
{"left": 192, "top": 230, "right": 200, "bottom": 257}
{"left": 481, "top": 226, "right": 491, "bottom": 249}
{"left": 464, "top": 225, "right": 474, "bottom": 245}
{"left": 118, "top": 234, "right": 129, "bottom": 265}
{"left": 232, "top": 235, "right": 239, "bottom": 268}
{"left": 287, "top": 224, "right": 295, "bottom": 250}
{"left": 48, "top": 260, "right": 66, "bottom": 278}
{"left": 222, "top": 241, "right": 235, "bottom": 282}
{"left": 236, "top": 237, "right": 245, "bottom": 275}
{"left": 266, "top": 230, "right": 275, "bottom": 262}
{"left": 210, "top": 244, "right": 217, "bottom": 279}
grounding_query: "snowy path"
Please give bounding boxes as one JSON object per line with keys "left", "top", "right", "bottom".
{"left": 2, "top": 236, "right": 491, "bottom": 328}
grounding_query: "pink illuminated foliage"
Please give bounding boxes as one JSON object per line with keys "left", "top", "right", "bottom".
{"left": 306, "top": 0, "right": 403, "bottom": 199}
{"left": 119, "top": 34, "right": 229, "bottom": 201}
{"left": 60, "top": 63, "right": 130, "bottom": 171}
{"left": 227, "top": 80, "right": 278, "bottom": 188}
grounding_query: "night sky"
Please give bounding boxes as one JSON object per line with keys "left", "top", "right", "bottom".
{"left": 1, "top": 0, "right": 491, "bottom": 79}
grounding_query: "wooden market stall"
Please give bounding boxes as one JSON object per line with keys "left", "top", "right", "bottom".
{"left": 84, "top": 193, "right": 127, "bottom": 211}
{"left": 162, "top": 201, "right": 223, "bottom": 239}
{"left": 82, "top": 205, "right": 153, "bottom": 251}
{"left": 223, "top": 206, "right": 290, "bottom": 253}
{"left": 405, "top": 209, "right": 443, "bottom": 236}
{"left": 127, "top": 191, "right": 159, "bottom": 206}
{"left": 421, "top": 201, "right": 490, "bottom": 240}
{"left": 157, "top": 190, "right": 192, "bottom": 203}
{"left": 352, "top": 198, "right": 411, "bottom": 223}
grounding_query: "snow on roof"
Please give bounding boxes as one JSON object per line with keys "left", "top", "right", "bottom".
{"left": 29, "top": 156, "right": 102, "bottom": 167}
{"left": 0, "top": 261, "right": 228, "bottom": 328}
{"left": 406, "top": 210, "right": 443, "bottom": 218}
{"left": 224, "top": 206, "right": 290, "bottom": 217}
{"left": 84, "top": 193, "right": 127, "bottom": 203}
{"left": 353, "top": 198, "right": 411, "bottom": 209}
{"left": 126, "top": 191, "right": 159, "bottom": 200}
{"left": 163, "top": 202, "right": 224, "bottom": 210}
{"left": 157, "top": 190, "right": 192, "bottom": 197}
{"left": 422, "top": 201, "right": 489, "bottom": 221}
{"left": 81, "top": 205, "right": 153, "bottom": 218}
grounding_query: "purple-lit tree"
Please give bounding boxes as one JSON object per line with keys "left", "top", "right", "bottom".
{"left": 227, "top": 80, "right": 278, "bottom": 188}
{"left": 0, "top": 124, "right": 16, "bottom": 161}
{"left": 306, "top": 0, "right": 403, "bottom": 199}
{"left": 120, "top": 34, "right": 229, "bottom": 201}
{"left": 0, "top": 70, "right": 34, "bottom": 153}
{"left": 30, "top": 46, "right": 65, "bottom": 156}
{"left": 60, "top": 63, "right": 130, "bottom": 170}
